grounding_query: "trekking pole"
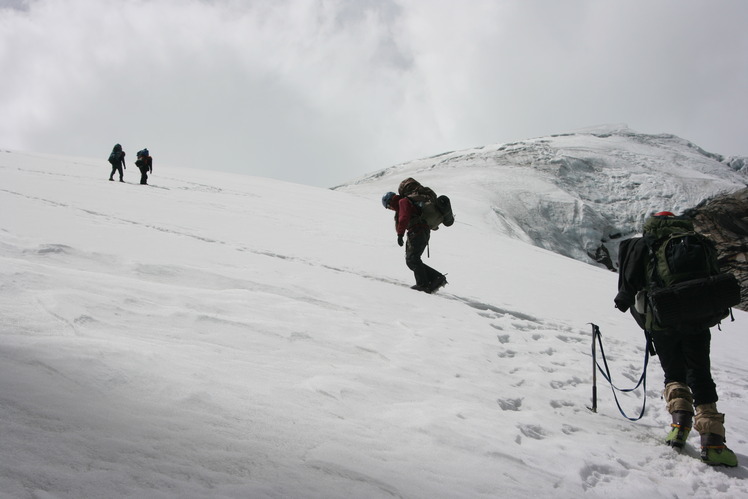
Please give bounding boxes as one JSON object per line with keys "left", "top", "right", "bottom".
{"left": 588, "top": 323, "right": 598, "bottom": 413}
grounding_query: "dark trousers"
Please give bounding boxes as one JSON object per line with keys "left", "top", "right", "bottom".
{"left": 109, "top": 165, "right": 123, "bottom": 180}
{"left": 138, "top": 166, "right": 149, "bottom": 185}
{"left": 405, "top": 229, "right": 442, "bottom": 287}
{"left": 650, "top": 329, "right": 718, "bottom": 406}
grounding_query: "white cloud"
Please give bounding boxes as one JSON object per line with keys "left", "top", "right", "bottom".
{"left": 1, "top": 0, "right": 747, "bottom": 187}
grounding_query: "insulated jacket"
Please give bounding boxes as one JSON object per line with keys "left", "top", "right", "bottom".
{"left": 395, "top": 197, "right": 429, "bottom": 236}
{"left": 110, "top": 149, "right": 126, "bottom": 168}
{"left": 615, "top": 236, "right": 649, "bottom": 312}
{"left": 136, "top": 156, "right": 153, "bottom": 173}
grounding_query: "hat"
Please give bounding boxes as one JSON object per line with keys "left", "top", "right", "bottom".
{"left": 382, "top": 192, "right": 396, "bottom": 209}
{"left": 654, "top": 211, "right": 675, "bottom": 217}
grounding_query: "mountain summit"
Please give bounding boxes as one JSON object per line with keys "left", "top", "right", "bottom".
{"left": 337, "top": 125, "right": 747, "bottom": 270}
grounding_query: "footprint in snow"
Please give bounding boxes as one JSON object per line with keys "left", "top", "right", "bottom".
{"left": 580, "top": 463, "right": 628, "bottom": 490}
{"left": 550, "top": 376, "right": 583, "bottom": 389}
{"left": 497, "top": 398, "right": 523, "bottom": 411}
{"left": 561, "top": 424, "right": 582, "bottom": 435}
{"left": 518, "top": 424, "right": 546, "bottom": 440}
{"left": 550, "top": 399, "right": 575, "bottom": 409}
{"left": 556, "top": 334, "right": 586, "bottom": 344}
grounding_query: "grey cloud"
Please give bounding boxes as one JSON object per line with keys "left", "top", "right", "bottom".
{"left": 1, "top": 0, "right": 746, "bottom": 188}
{"left": 0, "top": 0, "right": 29, "bottom": 10}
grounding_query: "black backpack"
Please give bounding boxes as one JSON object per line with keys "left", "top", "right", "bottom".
{"left": 642, "top": 216, "right": 740, "bottom": 331}
{"left": 398, "top": 178, "right": 454, "bottom": 230}
{"left": 108, "top": 144, "right": 122, "bottom": 165}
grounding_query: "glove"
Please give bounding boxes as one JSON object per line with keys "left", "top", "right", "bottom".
{"left": 613, "top": 291, "right": 631, "bottom": 313}
{"left": 397, "top": 235, "right": 404, "bottom": 247}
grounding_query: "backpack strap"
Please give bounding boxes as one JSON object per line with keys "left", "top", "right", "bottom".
{"left": 643, "top": 235, "right": 660, "bottom": 288}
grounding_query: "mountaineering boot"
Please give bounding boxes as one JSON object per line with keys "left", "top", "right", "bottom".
{"left": 426, "top": 274, "right": 448, "bottom": 294}
{"left": 663, "top": 382, "right": 694, "bottom": 449}
{"left": 694, "top": 403, "right": 738, "bottom": 467}
{"left": 700, "top": 433, "right": 738, "bottom": 467}
{"left": 665, "top": 410, "right": 692, "bottom": 449}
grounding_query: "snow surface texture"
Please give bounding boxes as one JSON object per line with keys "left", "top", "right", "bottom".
{"left": 338, "top": 124, "right": 748, "bottom": 269}
{"left": 1, "top": 144, "right": 747, "bottom": 498}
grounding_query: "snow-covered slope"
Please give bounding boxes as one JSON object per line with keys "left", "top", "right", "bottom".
{"left": 1, "top": 149, "right": 746, "bottom": 498}
{"left": 337, "top": 125, "right": 747, "bottom": 269}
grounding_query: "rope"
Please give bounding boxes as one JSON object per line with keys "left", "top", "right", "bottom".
{"left": 590, "top": 323, "right": 650, "bottom": 421}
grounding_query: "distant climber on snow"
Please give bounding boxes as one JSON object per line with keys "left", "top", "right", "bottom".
{"left": 382, "top": 178, "right": 454, "bottom": 293}
{"left": 108, "top": 143, "right": 126, "bottom": 182}
{"left": 135, "top": 148, "right": 153, "bottom": 185}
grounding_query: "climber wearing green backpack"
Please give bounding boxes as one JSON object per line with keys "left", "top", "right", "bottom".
{"left": 381, "top": 178, "right": 454, "bottom": 293}
{"left": 615, "top": 211, "right": 741, "bottom": 467}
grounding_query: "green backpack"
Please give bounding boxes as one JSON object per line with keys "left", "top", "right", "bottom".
{"left": 398, "top": 177, "right": 455, "bottom": 230}
{"left": 643, "top": 215, "right": 739, "bottom": 331}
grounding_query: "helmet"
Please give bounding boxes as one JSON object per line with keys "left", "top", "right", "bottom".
{"left": 654, "top": 211, "right": 675, "bottom": 217}
{"left": 382, "top": 191, "right": 396, "bottom": 209}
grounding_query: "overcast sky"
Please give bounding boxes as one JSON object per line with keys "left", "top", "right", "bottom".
{"left": 1, "top": 0, "right": 747, "bottom": 187}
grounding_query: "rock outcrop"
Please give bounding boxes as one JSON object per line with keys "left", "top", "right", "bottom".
{"left": 685, "top": 188, "right": 748, "bottom": 311}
